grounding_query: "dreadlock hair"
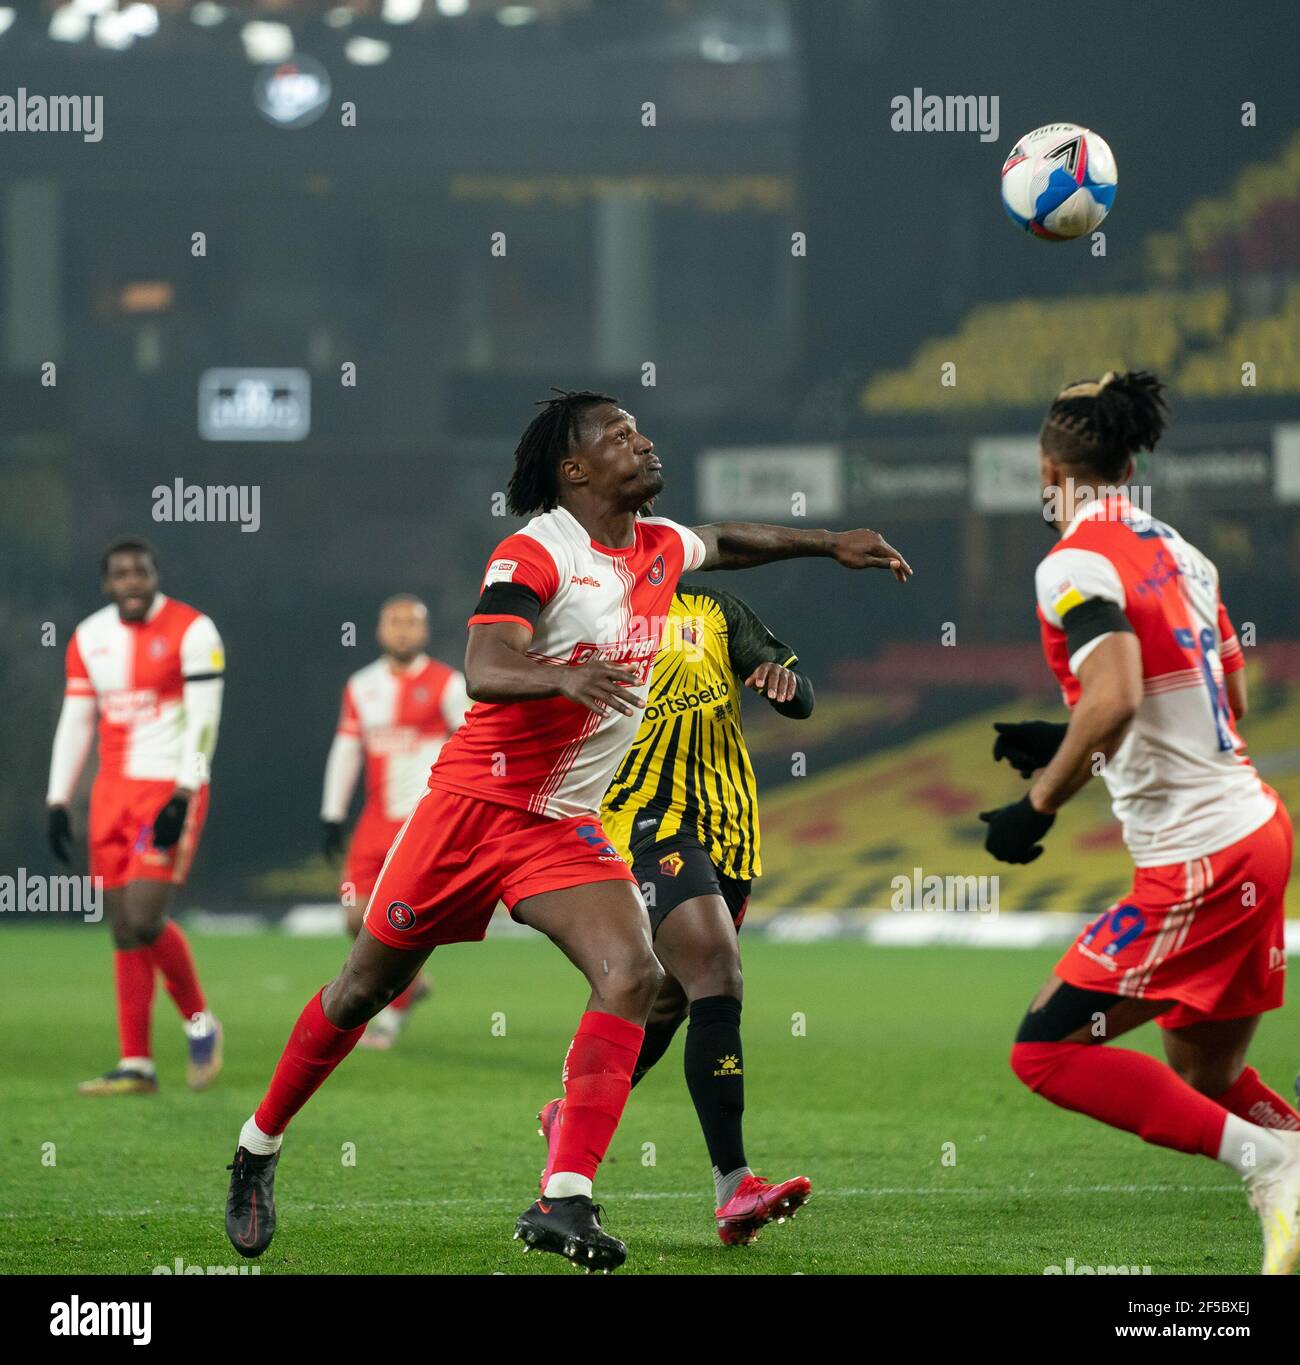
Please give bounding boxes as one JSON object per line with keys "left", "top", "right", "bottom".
{"left": 1040, "top": 370, "right": 1168, "bottom": 482}
{"left": 100, "top": 535, "right": 158, "bottom": 577}
{"left": 506, "top": 389, "right": 620, "bottom": 517}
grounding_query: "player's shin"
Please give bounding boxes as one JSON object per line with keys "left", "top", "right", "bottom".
{"left": 113, "top": 946, "right": 156, "bottom": 1069}
{"left": 630, "top": 1016, "right": 683, "bottom": 1087}
{"left": 683, "top": 996, "right": 750, "bottom": 1204}
{"left": 1214, "top": 1065, "right": 1300, "bottom": 1132}
{"left": 1010, "top": 1041, "right": 1236, "bottom": 1158}
{"left": 149, "top": 920, "right": 206, "bottom": 1020}
{"left": 247, "top": 988, "right": 366, "bottom": 1147}
{"left": 545, "top": 1011, "right": 644, "bottom": 1199}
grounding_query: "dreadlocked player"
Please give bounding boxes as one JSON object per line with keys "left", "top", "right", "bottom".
{"left": 225, "top": 389, "right": 911, "bottom": 1273}
{"left": 982, "top": 370, "right": 1300, "bottom": 1275}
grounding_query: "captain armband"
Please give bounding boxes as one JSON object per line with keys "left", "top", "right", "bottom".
{"left": 471, "top": 582, "right": 543, "bottom": 629}
{"left": 1060, "top": 597, "right": 1134, "bottom": 656}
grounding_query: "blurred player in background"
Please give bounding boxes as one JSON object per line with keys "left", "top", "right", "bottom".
{"left": 225, "top": 389, "right": 910, "bottom": 1272}
{"left": 980, "top": 372, "right": 1300, "bottom": 1275}
{"left": 320, "top": 594, "right": 469, "bottom": 1049}
{"left": 46, "top": 537, "right": 224, "bottom": 1097}
{"left": 532, "top": 586, "right": 814, "bottom": 1245}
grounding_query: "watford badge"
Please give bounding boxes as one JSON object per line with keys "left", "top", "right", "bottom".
{"left": 658, "top": 852, "right": 684, "bottom": 877}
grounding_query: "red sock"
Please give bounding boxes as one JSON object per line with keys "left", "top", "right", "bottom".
{"left": 254, "top": 990, "right": 365, "bottom": 1136}
{"left": 550, "top": 1011, "right": 644, "bottom": 1183}
{"left": 1214, "top": 1065, "right": 1300, "bottom": 1131}
{"left": 114, "top": 947, "right": 155, "bottom": 1060}
{"left": 1011, "top": 1042, "right": 1226, "bottom": 1157}
{"left": 389, "top": 980, "right": 420, "bottom": 1013}
{"left": 149, "top": 921, "right": 206, "bottom": 1020}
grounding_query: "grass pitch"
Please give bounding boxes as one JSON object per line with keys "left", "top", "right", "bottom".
{"left": 3, "top": 925, "right": 1294, "bottom": 1275}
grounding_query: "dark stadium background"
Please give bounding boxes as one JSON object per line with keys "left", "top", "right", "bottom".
{"left": 1, "top": 0, "right": 1297, "bottom": 913}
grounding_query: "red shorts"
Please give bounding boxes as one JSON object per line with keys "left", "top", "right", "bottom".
{"left": 1056, "top": 798, "right": 1293, "bottom": 1029}
{"left": 342, "top": 808, "right": 404, "bottom": 907}
{"left": 362, "top": 784, "right": 637, "bottom": 950}
{"left": 89, "top": 777, "right": 209, "bottom": 892}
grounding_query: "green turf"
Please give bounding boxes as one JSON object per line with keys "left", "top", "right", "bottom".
{"left": 1, "top": 926, "right": 1293, "bottom": 1275}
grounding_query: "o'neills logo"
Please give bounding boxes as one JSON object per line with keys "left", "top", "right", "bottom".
{"left": 0, "top": 90, "right": 103, "bottom": 143}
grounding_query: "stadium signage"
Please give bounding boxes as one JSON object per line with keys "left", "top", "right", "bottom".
{"left": 970, "top": 436, "right": 1041, "bottom": 512}
{"left": 847, "top": 455, "right": 967, "bottom": 510}
{"left": 198, "top": 368, "right": 310, "bottom": 442}
{"left": 698, "top": 446, "right": 843, "bottom": 520}
{"left": 971, "top": 434, "right": 1276, "bottom": 512}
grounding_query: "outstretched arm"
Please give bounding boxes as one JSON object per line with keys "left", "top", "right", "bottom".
{"left": 692, "top": 523, "right": 911, "bottom": 582}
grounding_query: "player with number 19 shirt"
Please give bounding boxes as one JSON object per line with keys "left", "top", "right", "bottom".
{"left": 985, "top": 371, "right": 1299, "bottom": 1277}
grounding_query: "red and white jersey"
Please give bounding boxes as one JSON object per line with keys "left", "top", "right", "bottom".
{"left": 430, "top": 507, "right": 707, "bottom": 820}
{"left": 59, "top": 594, "right": 224, "bottom": 786}
{"left": 323, "top": 655, "right": 469, "bottom": 823}
{"left": 1036, "top": 494, "right": 1273, "bottom": 866}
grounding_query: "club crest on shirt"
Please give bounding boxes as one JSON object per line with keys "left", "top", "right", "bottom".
{"left": 647, "top": 554, "right": 665, "bottom": 585}
{"left": 658, "top": 851, "right": 684, "bottom": 877}
{"left": 386, "top": 900, "right": 416, "bottom": 931}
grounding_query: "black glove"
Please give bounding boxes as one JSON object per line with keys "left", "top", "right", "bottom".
{"left": 152, "top": 793, "right": 190, "bottom": 850}
{"left": 48, "top": 806, "right": 72, "bottom": 864}
{"left": 322, "top": 820, "right": 345, "bottom": 862}
{"left": 992, "top": 720, "right": 1069, "bottom": 779}
{"left": 979, "top": 794, "right": 1056, "bottom": 864}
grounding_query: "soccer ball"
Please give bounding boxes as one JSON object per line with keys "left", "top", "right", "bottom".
{"left": 1000, "top": 123, "right": 1117, "bottom": 241}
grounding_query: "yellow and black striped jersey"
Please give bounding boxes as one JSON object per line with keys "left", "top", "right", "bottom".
{"left": 601, "top": 585, "right": 797, "bottom": 881}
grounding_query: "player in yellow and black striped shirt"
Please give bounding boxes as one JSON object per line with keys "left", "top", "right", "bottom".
{"left": 600, "top": 584, "right": 815, "bottom": 1244}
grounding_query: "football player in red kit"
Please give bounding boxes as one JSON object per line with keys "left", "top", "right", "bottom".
{"left": 320, "top": 594, "right": 469, "bottom": 1048}
{"left": 982, "top": 372, "right": 1300, "bottom": 1274}
{"left": 47, "top": 538, "right": 224, "bottom": 1096}
{"left": 226, "top": 389, "right": 911, "bottom": 1271}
